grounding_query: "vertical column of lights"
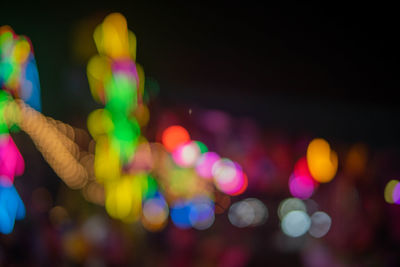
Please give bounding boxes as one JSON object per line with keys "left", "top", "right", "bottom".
{"left": 0, "top": 25, "right": 42, "bottom": 234}
{"left": 87, "top": 13, "right": 155, "bottom": 223}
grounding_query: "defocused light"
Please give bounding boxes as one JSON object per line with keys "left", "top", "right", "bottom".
{"left": 142, "top": 197, "right": 169, "bottom": 232}
{"left": 308, "top": 211, "right": 331, "bottom": 238}
{"left": 244, "top": 198, "right": 268, "bottom": 226}
{"left": 384, "top": 180, "right": 399, "bottom": 204}
{"left": 228, "top": 200, "right": 255, "bottom": 228}
{"left": 307, "top": 138, "right": 338, "bottom": 183}
{"left": 213, "top": 159, "right": 247, "bottom": 195}
{"left": 0, "top": 184, "right": 25, "bottom": 234}
{"left": 161, "top": 125, "right": 190, "bottom": 152}
{"left": 172, "top": 141, "right": 200, "bottom": 167}
{"left": 289, "top": 173, "right": 315, "bottom": 199}
{"left": 189, "top": 197, "right": 215, "bottom": 230}
{"left": 281, "top": 210, "right": 311, "bottom": 237}
{"left": 170, "top": 201, "right": 192, "bottom": 229}
{"left": 278, "top": 198, "right": 306, "bottom": 220}
{"left": 195, "top": 152, "right": 220, "bottom": 179}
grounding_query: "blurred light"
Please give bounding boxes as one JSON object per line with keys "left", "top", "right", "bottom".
{"left": 278, "top": 198, "right": 306, "bottom": 220}
{"left": 281, "top": 210, "right": 311, "bottom": 237}
{"left": 289, "top": 173, "right": 315, "bottom": 199}
{"left": 172, "top": 141, "right": 201, "bottom": 167}
{"left": 195, "top": 151, "right": 220, "bottom": 179}
{"left": 0, "top": 184, "right": 25, "bottom": 234}
{"left": 170, "top": 201, "right": 192, "bottom": 229}
{"left": 188, "top": 197, "right": 215, "bottom": 230}
{"left": 0, "top": 134, "right": 24, "bottom": 186}
{"left": 307, "top": 138, "right": 338, "bottom": 183}
{"left": 228, "top": 200, "right": 255, "bottom": 228}
{"left": 161, "top": 125, "right": 190, "bottom": 152}
{"left": 384, "top": 180, "right": 399, "bottom": 204}
{"left": 308, "top": 211, "right": 331, "bottom": 238}
{"left": 213, "top": 159, "right": 247, "bottom": 195}
{"left": 245, "top": 198, "right": 268, "bottom": 226}
{"left": 142, "top": 197, "right": 169, "bottom": 232}
{"left": 228, "top": 198, "right": 268, "bottom": 228}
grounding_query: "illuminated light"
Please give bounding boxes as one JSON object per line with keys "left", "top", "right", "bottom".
{"left": 212, "top": 158, "right": 236, "bottom": 181}
{"left": 228, "top": 200, "right": 255, "bottom": 228}
{"left": 0, "top": 184, "right": 25, "bottom": 234}
{"left": 243, "top": 198, "right": 268, "bottom": 226}
{"left": 281, "top": 210, "right": 311, "bottom": 237}
{"left": 392, "top": 183, "right": 400, "bottom": 204}
{"left": 17, "top": 102, "right": 88, "bottom": 189}
{"left": 172, "top": 141, "right": 200, "bottom": 167}
{"left": 12, "top": 38, "right": 30, "bottom": 64}
{"left": 94, "top": 136, "right": 120, "bottom": 183}
{"left": 134, "top": 104, "right": 150, "bottom": 127}
{"left": 308, "top": 211, "right": 331, "bottom": 238}
{"left": 167, "top": 168, "right": 205, "bottom": 199}
{"left": 0, "top": 135, "right": 25, "bottom": 185}
{"left": 189, "top": 202, "right": 215, "bottom": 230}
{"left": 195, "top": 141, "right": 208, "bottom": 154}
{"left": 213, "top": 160, "right": 246, "bottom": 195}
{"left": 141, "top": 175, "right": 158, "bottom": 200}
{"left": 306, "top": 138, "right": 338, "bottom": 183}
{"left": 105, "top": 176, "right": 142, "bottom": 221}
{"left": 105, "top": 73, "right": 138, "bottom": 115}
{"left": 161, "top": 125, "right": 190, "bottom": 152}
{"left": 278, "top": 198, "right": 306, "bottom": 220}
{"left": 384, "top": 180, "right": 399, "bottom": 204}
{"left": 82, "top": 182, "right": 105, "bottom": 206}
{"left": 94, "top": 13, "right": 132, "bottom": 59}
{"left": 171, "top": 201, "right": 192, "bottom": 229}
{"left": 230, "top": 173, "right": 248, "bottom": 196}
{"left": 128, "top": 139, "right": 153, "bottom": 171}
{"left": 289, "top": 173, "right": 315, "bottom": 199}
{"left": 195, "top": 152, "right": 220, "bottom": 179}
{"left": 142, "top": 197, "right": 169, "bottom": 232}
{"left": 87, "top": 55, "right": 111, "bottom": 103}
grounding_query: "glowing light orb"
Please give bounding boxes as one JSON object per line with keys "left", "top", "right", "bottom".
{"left": 278, "top": 198, "right": 306, "bottom": 220}
{"left": 170, "top": 201, "right": 192, "bottom": 229}
{"left": 142, "top": 197, "right": 169, "bottom": 231}
{"left": 289, "top": 173, "right": 315, "bottom": 199}
{"left": 308, "top": 211, "right": 331, "bottom": 238}
{"left": 281, "top": 210, "right": 311, "bottom": 237}
{"left": 161, "top": 125, "right": 190, "bottom": 152}
{"left": 195, "top": 152, "right": 220, "bottom": 179}
{"left": 172, "top": 141, "right": 200, "bottom": 167}
{"left": 228, "top": 198, "right": 268, "bottom": 228}
{"left": 213, "top": 159, "right": 247, "bottom": 195}
{"left": 228, "top": 201, "right": 255, "bottom": 228}
{"left": 307, "top": 138, "right": 338, "bottom": 183}
{"left": 384, "top": 180, "right": 399, "bottom": 204}
{"left": 189, "top": 200, "right": 215, "bottom": 230}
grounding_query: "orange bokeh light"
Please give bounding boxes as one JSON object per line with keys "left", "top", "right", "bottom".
{"left": 161, "top": 125, "right": 190, "bottom": 152}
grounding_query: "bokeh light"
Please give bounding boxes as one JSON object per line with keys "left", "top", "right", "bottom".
{"left": 161, "top": 125, "right": 190, "bottom": 152}
{"left": 281, "top": 210, "right": 311, "bottom": 238}
{"left": 308, "top": 211, "right": 332, "bottom": 238}
{"left": 307, "top": 138, "right": 338, "bottom": 183}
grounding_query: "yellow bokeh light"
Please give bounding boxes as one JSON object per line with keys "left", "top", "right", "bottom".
{"left": 384, "top": 180, "right": 399, "bottom": 204}
{"left": 307, "top": 138, "right": 338, "bottom": 183}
